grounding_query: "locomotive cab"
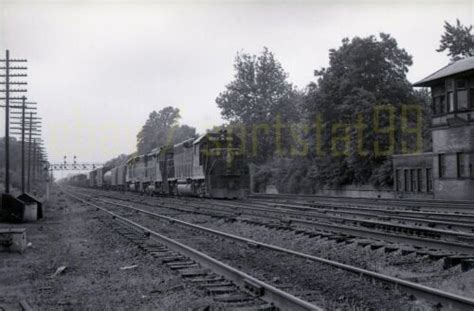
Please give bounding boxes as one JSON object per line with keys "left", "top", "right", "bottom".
{"left": 195, "top": 131, "right": 250, "bottom": 199}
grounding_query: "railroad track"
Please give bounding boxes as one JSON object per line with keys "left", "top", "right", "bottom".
{"left": 209, "top": 200, "right": 474, "bottom": 239}
{"left": 250, "top": 193, "right": 474, "bottom": 214}
{"left": 64, "top": 186, "right": 474, "bottom": 310}
{"left": 244, "top": 199, "right": 474, "bottom": 232}
{"left": 81, "top": 187, "right": 474, "bottom": 257}
{"left": 63, "top": 188, "right": 323, "bottom": 311}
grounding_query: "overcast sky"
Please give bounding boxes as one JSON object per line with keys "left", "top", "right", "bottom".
{"left": 1, "top": 0, "right": 473, "bottom": 172}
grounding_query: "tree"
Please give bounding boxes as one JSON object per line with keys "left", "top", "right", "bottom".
{"left": 437, "top": 19, "right": 474, "bottom": 60}
{"left": 104, "top": 154, "right": 129, "bottom": 168}
{"left": 136, "top": 106, "right": 196, "bottom": 154}
{"left": 216, "top": 47, "right": 300, "bottom": 162}
{"left": 169, "top": 124, "right": 197, "bottom": 145}
{"left": 305, "top": 33, "right": 425, "bottom": 187}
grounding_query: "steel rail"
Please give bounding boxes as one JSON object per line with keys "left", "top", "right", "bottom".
{"left": 64, "top": 190, "right": 322, "bottom": 311}
{"left": 144, "top": 196, "right": 474, "bottom": 253}
{"left": 266, "top": 200, "right": 474, "bottom": 220}
{"left": 249, "top": 193, "right": 474, "bottom": 206}
{"left": 249, "top": 193, "right": 474, "bottom": 212}
{"left": 249, "top": 198, "right": 474, "bottom": 218}
{"left": 228, "top": 200, "right": 474, "bottom": 232}
{"left": 210, "top": 200, "right": 474, "bottom": 237}
{"left": 78, "top": 188, "right": 474, "bottom": 255}
{"left": 67, "top": 188, "right": 474, "bottom": 311}
{"left": 226, "top": 206, "right": 474, "bottom": 254}
{"left": 289, "top": 218, "right": 474, "bottom": 255}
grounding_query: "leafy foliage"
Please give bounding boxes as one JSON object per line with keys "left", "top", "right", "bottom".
{"left": 216, "top": 47, "right": 301, "bottom": 163}
{"left": 104, "top": 154, "right": 129, "bottom": 168}
{"left": 437, "top": 19, "right": 474, "bottom": 60}
{"left": 253, "top": 158, "right": 317, "bottom": 194}
{"left": 304, "top": 33, "right": 429, "bottom": 188}
{"left": 136, "top": 106, "right": 196, "bottom": 154}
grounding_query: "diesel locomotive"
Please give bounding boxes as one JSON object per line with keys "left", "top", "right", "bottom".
{"left": 89, "top": 130, "right": 250, "bottom": 199}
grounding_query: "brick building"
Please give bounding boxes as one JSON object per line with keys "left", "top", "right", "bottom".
{"left": 393, "top": 57, "right": 474, "bottom": 200}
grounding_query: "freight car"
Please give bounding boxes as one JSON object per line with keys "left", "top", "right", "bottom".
{"left": 110, "top": 165, "right": 127, "bottom": 191}
{"left": 63, "top": 173, "right": 89, "bottom": 188}
{"left": 88, "top": 170, "right": 97, "bottom": 187}
{"left": 89, "top": 167, "right": 112, "bottom": 189}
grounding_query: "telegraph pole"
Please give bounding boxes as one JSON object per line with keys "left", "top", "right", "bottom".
{"left": 5, "top": 50, "right": 10, "bottom": 193}
{"left": 10, "top": 109, "right": 40, "bottom": 193}
{"left": 32, "top": 141, "right": 44, "bottom": 187}
{"left": 21, "top": 96, "right": 26, "bottom": 192}
{"left": 0, "top": 50, "right": 27, "bottom": 193}
{"left": 32, "top": 139, "right": 37, "bottom": 183}
{"left": 27, "top": 112, "right": 33, "bottom": 192}
{"left": 9, "top": 100, "right": 37, "bottom": 193}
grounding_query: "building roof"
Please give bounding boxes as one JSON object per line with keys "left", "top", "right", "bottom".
{"left": 193, "top": 133, "right": 207, "bottom": 145}
{"left": 413, "top": 57, "right": 474, "bottom": 87}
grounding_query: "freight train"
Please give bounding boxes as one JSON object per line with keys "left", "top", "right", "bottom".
{"left": 88, "top": 130, "right": 250, "bottom": 199}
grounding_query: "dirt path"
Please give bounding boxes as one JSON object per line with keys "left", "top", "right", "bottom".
{"left": 0, "top": 189, "right": 212, "bottom": 310}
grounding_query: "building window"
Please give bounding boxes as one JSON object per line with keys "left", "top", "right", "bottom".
{"left": 433, "top": 96, "right": 445, "bottom": 114}
{"left": 439, "top": 154, "right": 446, "bottom": 178}
{"left": 457, "top": 153, "right": 466, "bottom": 177}
{"left": 456, "top": 80, "right": 468, "bottom": 110}
{"left": 457, "top": 90, "right": 468, "bottom": 110}
{"left": 404, "top": 169, "right": 409, "bottom": 191}
{"left": 410, "top": 169, "right": 417, "bottom": 191}
{"left": 447, "top": 92, "right": 454, "bottom": 112}
{"left": 395, "top": 169, "right": 401, "bottom": 191}
{"left": 426, "top": 168, "right": 433, "bottom": 192}
{"left": 439, "top": 95, "right": 445, "bottom": 113}
{"left": 417, "top": 169, "right": 423, "bottom": 192}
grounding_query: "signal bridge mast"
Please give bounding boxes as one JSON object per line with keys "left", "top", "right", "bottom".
{"left": 50, "top": 156, "right": 103, "bottom": 171}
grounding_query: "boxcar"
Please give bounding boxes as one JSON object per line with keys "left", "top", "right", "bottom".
{"left": 111, "top": 166, "right": 118, "bottom": 188}
{"left": 111, "top": 165, "right": 127, "bottom": 191}
{"left": 88, "top": 170, "right": 97, "bottom": 187}
{"left": 95, "top": 168, "right": 111, "bottom": 189}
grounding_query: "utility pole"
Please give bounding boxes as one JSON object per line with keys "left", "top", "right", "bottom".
{"left": 9, "top": 100, "right": 37, "bottom": 193}
{"left": 0, "top": 50, "right": 27, "bottom": 194}
{"left": 27, "top": 112, "right": 33, "bottom": 192}
{"left": 21, "top": 96, "right": 25, "bottom": 192}
{"left": 46, "top": 163, "right": 52, "bottom": 201}
{"left": 32, "top": 139, "right": 37, "bottom": 184}
{"left": 10, "top": 110, "right": 41, "bottom": 193}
